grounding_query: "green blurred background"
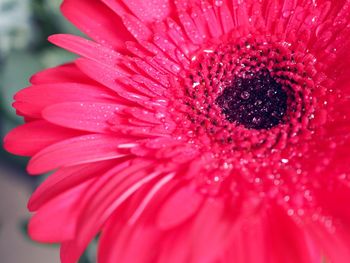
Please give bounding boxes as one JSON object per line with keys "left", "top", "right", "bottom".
{"left": 0, "top": 0, "right": 95, "bottom": 262}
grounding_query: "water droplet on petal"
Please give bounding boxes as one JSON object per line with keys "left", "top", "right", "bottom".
{"left": 214, "top": 0, "right": 223, "bottom": 7}
{"left": 282, "top": 10, "right": 291, "bottom": 18}
{"left": 240, "top": 91, "right": 250, "bottom": 100}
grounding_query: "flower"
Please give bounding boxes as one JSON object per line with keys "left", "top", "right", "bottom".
{"left": 4, "top": 0, "right": 350, "bottom": 262}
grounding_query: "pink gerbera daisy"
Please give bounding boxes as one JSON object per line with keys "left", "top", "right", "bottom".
{"left": 4, "top": 0, "right": 350, "bottom": 262}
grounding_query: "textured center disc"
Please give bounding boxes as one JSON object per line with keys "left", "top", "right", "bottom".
{"left": 216, "top": 70, "right": 288, "bottom": 130}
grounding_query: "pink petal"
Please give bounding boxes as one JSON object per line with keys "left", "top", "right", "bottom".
{"left": 120, "top": 13, "right": 153, "bottom": 41}
{"left": 232, "top": 0, "right": 250, "bottom": 30}
{"left": 75, "top": 58, "right": 151, "bottom": 104}
{"left": 14, "top": 83, "right": 115, "bottom": 118}
{"left": 132, "top": 57, "right": 170, "bottom": 87}
{"left": 156, "top": 198, "right": 228, "bottom": 263}
{"left": 98, "top": 220, "right": 159, "bottom": 263}
{"left": 184, "top": 199, "right": 229, "bottom": 263}
{"left": 28, "top": 160, "right": 116, "bottom": 211}
{"left": 27, "top": 134, "right": 129, "bottom": 174}
{"left": 128, "top": 172, "right": 176, "bottom": 224}
{"left": 152, "top": 33, "right": 183, "bottom": 65}
{"left": 119, "top": 0, "right": 171, "bottom": 23}
{"left": 157, "top": 184, "right": 203, "bottom": 229}
{"left": 75, "top": 57, "right": 128, "bottom": 85}
{"left": 265, "top": 206, "right": 322, "bottom": 263}
{"left": 132, "top": 74, "right": 167, "bottom": 97}
{"left": 61, "top": 160, "right": 160, "bottom": 263}
{"left": 30, "top": 63, "right": 95, "bottom": 85}
{"left": 98, "top": 179, "right": 176, "bottom": 263}
{"left": 49, "top": 34, "right": 121, "bottom": 66}
{"left": 310, "top": 184, "right": 350, "bottom": 262}
{"left": 42, "top": 102, "right": 124, "bottom": 133}
{"left": 28, "top": 180, "right": 92, "bottom": 243}
{"left": 112, "top": 123, "right": 174, "bottom": 137}
{"left": 3, "top": 120, "right": 82, "bottom": 156}
{"left": 219, "top": 2, "right": 234, "bottom": 34}
{"left": 178, "top": 11, "right": 205, "bottom": 45}
{"left": 227, "top": 215, "right": 268, "bottom": 263}
{"left": 316, "top": 182, "right": 350, "bottom": 226}
{"left": 61, "top": 0, "right": 132, "bottom": 50}
{"left": 200, "top": 1, "right": 223, "bottom": 38}
{"left": 144, "top": 137, "right": 182, "bottom": 149}
{"left": 156, "top": 230, "right": 192, "bottom": 263}
{"left": 124, "top": 107, "right": 164, "bottom": 124}
{"left": 307, "top": 220, "right": 350, "bottom": 263}
{"left": 117, "top": 77, "right": 160, "bottom": 98}
{"left": 165, "top": 17, "right": 197, "bottom": 57}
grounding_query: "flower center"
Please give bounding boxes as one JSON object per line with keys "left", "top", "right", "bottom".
{"left": 216, "top": 70, "right": 288, "bottom": 130}
{"left": 170, "top": 34, "right": 320, "bottom": 169}
{"left": 168, "top": 30, "right": 329, "bottom": 203}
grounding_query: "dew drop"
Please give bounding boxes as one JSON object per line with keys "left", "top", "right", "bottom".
{"left": 214, "top": 0, "right": 223, "bottom": 7}
{"left": 192, "top": 81, "right": 200, "bottom": 88}
{"left": 240, "top": 91, "right": 250, "bottom": 100}
{"left": 282, "top": 10, "right": 291, "bottom": 18}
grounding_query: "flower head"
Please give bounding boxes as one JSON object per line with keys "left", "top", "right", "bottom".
{"left": 4, "top": 0, "right": 350, "bottom": 262}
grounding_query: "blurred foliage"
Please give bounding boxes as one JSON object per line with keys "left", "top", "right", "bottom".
{"left": 0, "top": 0, "right": 32, "bottom": 54}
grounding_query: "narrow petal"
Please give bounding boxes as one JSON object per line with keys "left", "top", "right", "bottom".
{"left": 157, "top": 229, "right": 192, "bottom": 263}
{"left": 311, "top": 184, "right": 350, "bottom": 262}
{"left": 98, "top": 220, "right": 159, "bottom": 263}
{"left": 265, "top": 206, "right": 322, "bottom": 263}
{"left": 28, "top": 180, "right": 92, "bottom": 243}
{"left": 3, "top": 121, "right": 82, "bottom": 156}
{"left": 30, "top": 63, "right": 95, "bottom": 85}
{"left": 98, "top": 174, "right": 176, "bottom": 263}
{"left": 61, "top": 0, "right": 132, "bottom": 50}
{"left": 119, "top": 0, "right": 171, "bottom": 23}
{"left": 227, "top": 213, "right": 269, "bottom": 263}
{"left": 60, "top": 160, "right": 160, "bottom": 263}
{"left": 178, "top": 11, "right": 205, "bottom": 45}
{"left": 42, "top": 102, "right": 124, "bottom": 133}
{"left": 120, "top": 13, "right": 153, "bottom": 41}
{"left": 28, "top": 134, "right": 129, "bottom": 174}
{"left": 49, "top": 34, "right": 121, "bottom": 66}
{"left": 75, "top": 58, "right": 151, "bottom": 104}
{"left": 157, "top": 184, "right": 203, "bottom": 229}
{"left": 128, "top": 172, "right": 176, "bottom": 224}
{"left": 28, "top": 160, "right": 116, "bottom": 211}
{"left": 185, "top": 199, "right": 230, "bottom": 263}
{"left": 307, "top": 220, "right": 350, "bottom": 263}
{"left": 14, "top": 83, "right": 115, "bottom": 118}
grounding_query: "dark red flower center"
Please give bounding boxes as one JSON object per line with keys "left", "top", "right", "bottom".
{"left": 168, "top": 32, "right": 329, "bottom": 198}
{"left": 216, "top": 69, "right": 288, "bottom": 130}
